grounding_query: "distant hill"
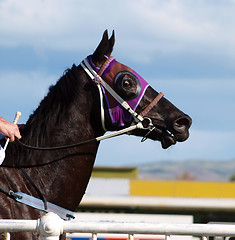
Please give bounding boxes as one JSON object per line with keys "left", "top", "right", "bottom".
{"left": 138, "top": 159, "right": 235, "bottom": 182}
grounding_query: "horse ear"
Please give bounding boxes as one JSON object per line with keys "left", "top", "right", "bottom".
{"left": 92, "top": 30, "right": 115, "bottom": 67}
{"left": 107, "top": 30, "right": 115, "bottom": 56}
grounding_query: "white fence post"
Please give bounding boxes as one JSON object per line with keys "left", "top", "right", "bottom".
{"left": 37, "top": 212, "right": 64, "bottom": 240}
{"left": 4, "top": 232, "right": 10, "bottom": 240}
{"left": 92, "top": 233, "right": 97, "bottom": 240}
{"left": 128, "top": 233, "right": 134, "bottom": 240}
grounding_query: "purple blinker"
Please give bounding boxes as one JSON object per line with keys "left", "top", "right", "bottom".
{"left": 87, "top": 55, "right": 149, "bottom": 126}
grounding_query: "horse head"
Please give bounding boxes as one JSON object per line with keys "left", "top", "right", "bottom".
{"left": 88, "top": 30, "right": 192, "bottom": 149}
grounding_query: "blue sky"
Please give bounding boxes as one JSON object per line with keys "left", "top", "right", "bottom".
{"left": 0, "top": 0, "right": 235, "bottom": 166}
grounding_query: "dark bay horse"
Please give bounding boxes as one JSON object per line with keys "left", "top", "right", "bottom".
{"left": 0, "top": 30, "right": 191, "bottom": 239}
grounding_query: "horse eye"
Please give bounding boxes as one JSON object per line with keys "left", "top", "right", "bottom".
{"left": 123, "top": 80, "right": 131, "bottom": 87}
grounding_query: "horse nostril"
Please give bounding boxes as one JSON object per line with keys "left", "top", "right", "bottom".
{"left": 174, "top": 116, "right": 192, "bottom": 132}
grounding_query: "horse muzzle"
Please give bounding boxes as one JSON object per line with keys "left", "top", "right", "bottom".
{"left": 161, "top": 115, "right": 192, "bottom": 149}
{"left": 148, "top": 114, "right": 192, "bottom": 149}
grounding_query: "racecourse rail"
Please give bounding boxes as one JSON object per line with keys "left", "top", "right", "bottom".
{"left": 1, "top": 212, "right": 235, "bottom": 240}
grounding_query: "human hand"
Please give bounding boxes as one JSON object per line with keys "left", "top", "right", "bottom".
{"left": 0, "top": 117, "right": 22, "bottom": 142}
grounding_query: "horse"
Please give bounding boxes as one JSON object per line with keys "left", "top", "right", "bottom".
{"left": 0, "top": 30, "right": 192, "bottom": 239}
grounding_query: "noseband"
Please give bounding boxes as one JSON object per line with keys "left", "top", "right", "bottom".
{"left": 81, "top": 56, "right": 164, "bottom": 136}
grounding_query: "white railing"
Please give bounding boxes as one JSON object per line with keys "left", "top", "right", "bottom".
{"left": 1, "top": 212, "right": 235, "bottom": 240}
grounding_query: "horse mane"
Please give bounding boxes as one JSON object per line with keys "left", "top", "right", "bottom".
{"left": 22, "top": 64, "right": 82, "bottom": 148}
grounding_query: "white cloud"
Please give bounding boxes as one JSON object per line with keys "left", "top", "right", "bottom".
{"left": 119, "top": 0, "right": 235, "bottom": 62}
{"left": 0, "top": 0, "right": 235, "bottom": 62}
